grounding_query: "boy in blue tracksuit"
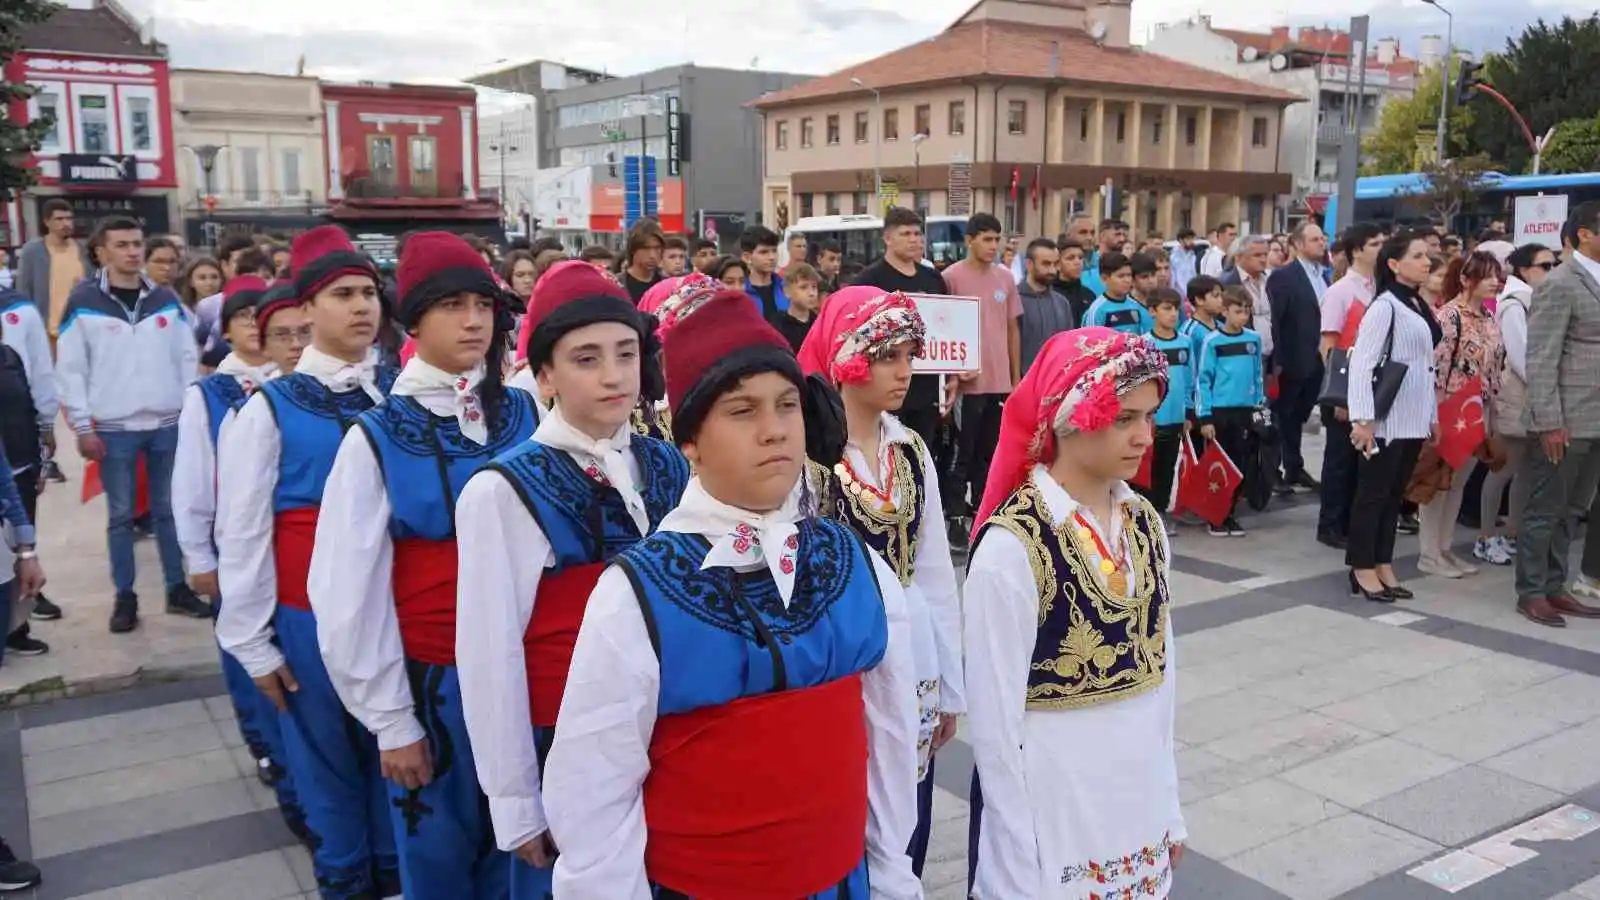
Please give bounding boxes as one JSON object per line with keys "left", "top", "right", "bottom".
{"left": 1082, "top": 251, "right": 1152, "bottom": 335}
{"left": 1197, "top": 287, "right": 1265, "bottom": 538}
{"left": 1181, "top": 275, "right": 1223, "bottom": 359}
{"left": 1141, "top": 289, "right": 1194, "bottom": 519}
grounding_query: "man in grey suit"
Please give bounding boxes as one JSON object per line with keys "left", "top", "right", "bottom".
{"left": 1518, "top": 200, "right": 1600, "bottom": 627}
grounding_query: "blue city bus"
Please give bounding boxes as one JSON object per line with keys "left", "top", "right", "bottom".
{"left": 1324, "top": 171, "right": 1600, "bottom": 235}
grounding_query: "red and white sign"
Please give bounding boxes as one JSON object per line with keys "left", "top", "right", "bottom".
{"left": 1514, "top": 194, "right": 1568, "bottom": 250}
{"left": 907, "top": 293, "right": 981, "bottom": 374}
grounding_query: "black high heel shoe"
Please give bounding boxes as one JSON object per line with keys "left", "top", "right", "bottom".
{"left": 1378, "top": 579, "right": 1414, "bottom": 600}
{"left": 1349, "top": 569, "right": 1395, "bottom": 603}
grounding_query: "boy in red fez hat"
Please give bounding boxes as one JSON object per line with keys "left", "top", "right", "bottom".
{"left": 216, "top": 224, "right": 402, "bottom": 899}
{"left": 964, "top": 327, "right": 1186, "bottom": 899}
{"left": 454, "top": 258, "right": 687, "bottom": 899}
{"left": 540, "top": 290, "right": 923, "bottom": 900}
{"left": 308, "top": 231, "right": 538, "bottom": 899}
{"left": 172, "top": 274, "right": 308, "bottom": 839}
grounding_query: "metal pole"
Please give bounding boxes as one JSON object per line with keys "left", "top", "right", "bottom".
{"left": 1433, "top": 6, "right": 1453, "bottom": 164}
{"left": 872, "top": 88, "right": 883, "bottom": 208}
{"left": 1334, "top": 15, "right": 1369, "bottom": 234}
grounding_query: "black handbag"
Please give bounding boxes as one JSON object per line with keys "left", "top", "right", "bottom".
{"left": 1371, "top": 297, "right": 1409, "bottom": 420}
{"left": 1318, "top": 346, "right": 1351, "bottom": 407}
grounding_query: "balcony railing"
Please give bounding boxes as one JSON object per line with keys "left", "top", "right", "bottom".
{"left": 343, "top": 174, "right": 469, "bottom": 200}
{"left": 187, "top": 191, "right": 320, "bottom": 212}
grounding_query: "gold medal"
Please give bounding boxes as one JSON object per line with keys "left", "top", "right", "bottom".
{"left": 1098, "top": 558, "right": 1116, "bottom": 575}
{"left": 1106, "top": 571, "right": 1129, "bottom": 596}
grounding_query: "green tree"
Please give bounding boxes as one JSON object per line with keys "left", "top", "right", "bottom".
{"left": 0, "top": 0, "right": 58, "bottom": 202}
{"left": 1406, "top": 153, "right": 1495, "bottom": 228}
{"left": 1360, "top": 58, "right": 1476, "bottom": 175}
{"left": 1539, "top": 116, "right": 1600, "bottom": 174}
{"left": 1466, "top": 15, "right": 1600, "bottom": 173}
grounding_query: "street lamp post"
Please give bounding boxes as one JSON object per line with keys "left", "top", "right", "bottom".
{"left": 850, "top": 77, "right": 883, "bottom": 208}
{"left": 181, "top": 144, "right": 228, "bottom": 247}
{"left": 1421, "top": 0, "right": 1454, "bottom": 164}
{"left": 487, "top": 122, "right": 518, "bottom": 230}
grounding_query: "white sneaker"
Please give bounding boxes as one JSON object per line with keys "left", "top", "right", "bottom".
{"left": 1418, "top": 556, "right": 1464, "bottom": 578}
{"left": 1573, "top": 575, "right": 1600, "bottom": 602}
{"left": 1472, "top": 537, "right": 1512, "bottom": 566}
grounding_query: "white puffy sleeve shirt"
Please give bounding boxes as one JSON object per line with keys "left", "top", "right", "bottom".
{"left": 173, "top": 385, "right": 220, "bottom": 575}
{"left": 541, "top": 542, "right": 924, "bottom": 900}
{"left": 214, "top": 394, "right": 286, "bottom": 678}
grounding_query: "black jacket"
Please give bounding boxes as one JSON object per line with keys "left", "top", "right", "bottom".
{"left": 1266, "top": 262, "right": 1326, "bottom": 380}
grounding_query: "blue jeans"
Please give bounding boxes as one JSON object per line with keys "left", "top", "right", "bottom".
{"left": 100, "top": 427, "right": 185, "bottom": 595}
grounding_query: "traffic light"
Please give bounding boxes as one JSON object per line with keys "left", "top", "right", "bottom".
{"left": 1454, "top": 61, "right": 1483, "bottom": 107}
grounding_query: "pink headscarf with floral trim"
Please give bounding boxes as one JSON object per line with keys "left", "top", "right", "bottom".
{"left": 796, "top": 285, "right": 926, "bottom": 384}
{"left": 974, "top": 326, "right": 1169, "bottom": 530}
{"left": 653, "top": 272, "right": 721, "bottom": 338}
{"left": 637, "top": 276, "right": 685, "bottom": 315}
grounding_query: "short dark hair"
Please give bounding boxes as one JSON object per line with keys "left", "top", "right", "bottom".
{"left": 530, "top": 236, "right": 565, "bottom": 257}
{"left": 578, "top": 245, "right": 615, "bottom": 263}
{"left": 786, "top": 261, "right": 820, "bottom": 285}
{"left": 89, "top": 216, "right": 142, "bottom": 248}
{"left": 1099, "top": 251, "right": 1131, "bottom": 276}
{"left": 1057, "top": 242, "right": 1084, "bottom": 258}
{"left": 1186, "top": 274, "right": 1222, "bottom": 303}
{"left": 1376, "top": 229, "right": 1429, "bottom": 294}
{"left": 1149, "top": 287, "right": 1183, "bottom": 311}
{"left": 663, "top": 235, "right": 689, "bottom": 252}
{"left": 1130, "top": 252, "right": 1158, "bottom": 276}
{"left": 1475, "top": 227, "right": 1507, "bottom": 244}
{"left": 882, "top": 206, "right": 922, "bottom": 233}
{"left": 711, "top": 255, "right": 747, "bottom": 280}
{"left": 1176, "top": 227, "right": 1196, "bottom": 241}
{"left": 1098, "top": 218, "right": 1124, "bottom": 232}
{"left": 1339, "top": 222, "right": 1385, "bottom": 259}
{"left": 41, "top": 198, "right": 73, "bottom": 222}
{"left": 816, "top": 238, "right": 842, "bottom": 256}
{"left": 1025, "top": 237, "right": 1057, "bottom": 261}
{"left": 965, "top": 213, "right": 1003, "bottom": 238}
{"left": 738, "top": 225, "right": 780, "bottom": 253}
{"left": 1507, "top": 242, "right": 1552, "bottom": 279}
{"left": 1221, "top": 286, "right": 1254, "bottom": 310}
{"left": 232, "top": 247, "right": 273, "bottom": 278}
{"left": 693, "top": 238, "right": 717, "bottom": 253}
{"left": 1566, "top": 200, "right": 1600, "bottom": 246}
{"left": 1212, "top": 222, "right": 1236, "bottom": 235}
{"left": 144, "top": 236, "right": 178, "bottom": 259}
{"left": 217, "top": 234, "right": 256, "bottom": 265}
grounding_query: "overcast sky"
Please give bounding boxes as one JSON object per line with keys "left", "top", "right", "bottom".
{"left": 112, "top": 0, "right": 1591, "bottom": 85}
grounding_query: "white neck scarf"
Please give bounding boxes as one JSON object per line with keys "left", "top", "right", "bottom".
{"left": 295, "top": 344, "right": 385, "bottom": 403}
{"left": 661, "top": 477, "right": 804, "bottom": 608}
{"left": 214, "top": 353, "right": 278, "bottom": 396}
{"left": 533, "top": 404, "right": 649, "bottom": 535}
{"left": 392, "top": 357, "right": 489, "bottom": 445}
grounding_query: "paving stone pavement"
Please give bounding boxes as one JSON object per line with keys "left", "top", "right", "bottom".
{"left": 10, "top": 431, "right": 1600, "bottom": 897}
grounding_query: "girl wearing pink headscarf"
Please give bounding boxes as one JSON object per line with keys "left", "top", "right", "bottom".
{"left": 963, "top": 326, "right": 1186, "bottom": 899}
{"left": 797, "top": 286, "right": 963, "bottom": 876}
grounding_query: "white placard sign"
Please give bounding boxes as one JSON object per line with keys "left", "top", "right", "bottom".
{"left": 908, "top": 293, "right": 982, "bottom": 374}
{"left": 1514, "top": 194, "right": 1568, "bottom": 249}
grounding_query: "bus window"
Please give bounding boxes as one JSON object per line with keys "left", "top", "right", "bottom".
{"left": 925, "top": 218, "right": 967, "bottom": 269}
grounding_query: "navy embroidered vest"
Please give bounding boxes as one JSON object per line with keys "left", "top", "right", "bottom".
{"left": 978, "top": 483, "right": 1170, "bottom": 710}
{"left": 485, "top": 435, "right": 688, "bottom": 568}
{"left": 260, "top": 368, "right": 398, "bottom": 512}
{"left": 615, "top": 519, "right": 888, "bottom": 716}
{"left": 356, "top": 388, "right": 539, "bottom": 540}
{"left": 809, "top": 437, "right": 925, "bottom": 587}
{"left": 631, "top": 402, "right": 673, "bottom": 443}
{"left": 195, "top": 374, "right": 247, "bottom": 448}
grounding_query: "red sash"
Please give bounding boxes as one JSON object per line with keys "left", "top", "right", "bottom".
{"left": 272, "top": 508, "right": 319, "bottom": 611}
{"left": 523, "top": 562, "right": 605, "bottom": 727}
{"left": 393, "top": 538, "right": 459, "bottom": 665}
{"left": 644, "top": 674, "right": 869, "bottom": 898}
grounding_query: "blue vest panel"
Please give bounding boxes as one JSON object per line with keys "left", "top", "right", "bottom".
{"left": 616, "top": 519, "right": 888, "bottom": 717}
{"left": 357, "top": 389, "right": 539, "bottom": 540}
{"left": 487, "top": 435, "right": 688, "bottom": 569}
{"left": 262, "top": 368, "right": 397, "bottom": 512}
{"left": 196, "top": 374, "right": 247, "bottom": 448}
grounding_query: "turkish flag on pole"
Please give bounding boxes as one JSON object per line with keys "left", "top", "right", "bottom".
{"left": 1177, "top": 438, "right": 1243, "bottom": 527}
{"left": 1031, "top": 164, "right": 1041, "bottom": 210}
{"left": 1437, "top": 376, "right": 1487, "bottom": 470}
{"left": 1131, "top": 444, "right": 1153, "bottom": 490}
{"left": 1009, "top": 167, "right": 1020, "bottom": 202}
{"left": 1169, "top": 433, "right": 1198, "bottom": 516}
{"left": 81, "top": 459, "right": 151, "bottom": 518}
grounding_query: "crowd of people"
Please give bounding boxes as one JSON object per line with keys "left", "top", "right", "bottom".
{"left": 0, "top": 192, "right": 1594, "bottom": 896}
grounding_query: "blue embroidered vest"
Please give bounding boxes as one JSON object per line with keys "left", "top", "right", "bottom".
{"left": 615, "top": 519, "right": 888, "bottom": 716}
{"left": 260, "top": 368, "right": 398, "bottom": 512}
{"left": 356, "top": 389, "right": 539, "bottom": 540}
{"left": 978, "top": 483, "right": 1170, "bottom": 710}
{"left": 809, "top": 436, "right": 925, "bottom": 588}
{"left": 195, "top": 374, "right": 247, "bottom": 448}
{"left": 485, "top": 435, "right": 688, "bottom": 567}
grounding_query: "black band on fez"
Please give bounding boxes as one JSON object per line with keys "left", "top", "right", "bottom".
{"left": 221, "top": 290, "right": 266, "bottom": 325}
{"left": 398, "top": 265, "right": 505, "bottom": 330}
{"left": 526, "top": 295, "right": 643, "bottom": 369}
{"left": 293, "top": 250, "right": 377, "bottom": 301}
{"left": 672, "top": 344, "right": 804, "bottom": 447}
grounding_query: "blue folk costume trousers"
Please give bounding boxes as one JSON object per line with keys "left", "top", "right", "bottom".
{"left": 508, "top": 725, "right": 557, "bottom": 899}
{"left": 391, "top": 660, "right": 510, "bottom": 899}
{"left": 216, "top": 594, "right": 304, "bottom": 826}
{"left": 275, "top": 605, "right": 398, "bottom": 900}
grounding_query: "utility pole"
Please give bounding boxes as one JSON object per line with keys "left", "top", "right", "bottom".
{"left": 1333, "top": 16, "right": 1369, "bottom": 234}
{"left": 1421, "top": 0, "right": 1454, "bottom": 164}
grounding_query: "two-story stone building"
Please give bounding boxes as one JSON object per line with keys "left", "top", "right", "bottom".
{"left": 753, "top": 0, "right": 1302, "bottom": 238}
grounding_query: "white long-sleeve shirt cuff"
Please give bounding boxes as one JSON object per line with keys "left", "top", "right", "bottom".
{"left": 173, "top": 387, "right": 219, "bottom": 574}
{"left": 215, "top": 394, "right": 286, "bottom": 678}
{"left": 909, "top": 432, "right": 966, "bottom": 715}
{"left": 455, "top": 469, "right": 554, "bottom": 853}
{"left": 310, "top": 428, "right": 420, "bottom": 752}
{"left": 860, "top": 553, "right": 924, "bottom": 900}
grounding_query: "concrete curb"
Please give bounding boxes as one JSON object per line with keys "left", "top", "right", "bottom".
{"left": 0, "top": 659, "right": 222, "bottom": 709}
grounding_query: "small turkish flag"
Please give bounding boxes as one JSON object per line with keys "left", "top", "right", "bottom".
{"left": 1178, "top": 438, "right": 1242, "bottom": 527}
{"left": 1131, "top": 444, "right": 1154, "bottom": 490}
{"left": 1437, "top": 376, "right": 1487, "bottom": 470}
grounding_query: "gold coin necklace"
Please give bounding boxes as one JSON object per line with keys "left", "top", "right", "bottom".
{"left": 1073, "top": 510, "right": 1129, "bottom": 596}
